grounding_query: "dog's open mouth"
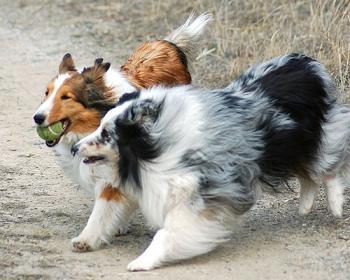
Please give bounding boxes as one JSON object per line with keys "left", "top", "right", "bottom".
{"left": 46, "top": 119, "right": 70, "bottom": 147}
{"left": 83, "top": 156, "right": 106, "bottom": 164}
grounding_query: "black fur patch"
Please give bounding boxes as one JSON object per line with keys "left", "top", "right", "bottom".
{"left": 83, "top": 91, "right": 141, "bottom": 118}
{"left": 115, "top": 101, "right": 162, "bottom": 188}
{"left": 115, "top": 91, "right": 140, "bottom": 106}
{"left": 182, "top": 148, "right": 257, "bottom": 215}
{"left": 87, "top": 100, "right": 116, "bottom": 117}
{"left": 199, "top": 175, "right": 256, "bottom": 215}
{"left": 252, "top": 54, "right": 334, "bottom": 178}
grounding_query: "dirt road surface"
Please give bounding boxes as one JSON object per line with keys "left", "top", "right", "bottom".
{"left": 0, "top": 1, "right": 349, "bottom": 279}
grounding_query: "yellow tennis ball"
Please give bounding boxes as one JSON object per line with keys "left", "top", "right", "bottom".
{"left": 36, "top": 121, "right": 64, "bottom": 141}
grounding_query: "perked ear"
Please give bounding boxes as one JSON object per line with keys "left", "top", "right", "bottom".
{"left": 59, "top": 53, "right": 76, "bottom": 74}
{"left": 94, "top": 58, "right": 111, "bottom": 73}
{"left": 120, "top": 99, "right": 161, "bottom": 126}
{"left": 81, "top": 58, "right": 111, "bottom": 83}
{"left": 79, "top": 58, "right": 114, "bottom": 110}
{"left": 115, "top": 99, "right": 161, "bottom": 163}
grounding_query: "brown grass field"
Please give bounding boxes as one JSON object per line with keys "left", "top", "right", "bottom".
{"left": 57, "top": 0, "right": 350, "bottom": 94}
{"left": 0, "top": 0, "right": 349, "bottom": 279}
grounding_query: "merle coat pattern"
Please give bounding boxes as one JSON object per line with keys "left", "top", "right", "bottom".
{"left": 73, "top": 54, "right": 349, "bottom": 271}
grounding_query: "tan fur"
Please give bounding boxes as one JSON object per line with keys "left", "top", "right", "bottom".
{"left": 47, "top": 71, "right": 107, "bottom": 134}
{"left": 121, "top": 40, "right": 191, "bottom": 89}
{"left": 59, "top": 53, "right": 76, "bottom": 73}
{"left": 46, "top": 41, "right": 191, "bottom": 135}
{"left": 99, "top": 185, "right": 125, "bottom": 202}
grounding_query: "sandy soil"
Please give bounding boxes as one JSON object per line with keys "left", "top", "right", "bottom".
{"left": 0, "top": 1, "right": 349, "bottom": 279}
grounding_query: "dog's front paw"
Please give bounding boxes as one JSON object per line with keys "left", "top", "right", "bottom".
{"left": 298, "top": 203, "right": 313, "bottom": 216}
{"left": 115, "top": 224, "right": 130, "bottom": 236}
{"left": 127, "top": 256, "right": 158, "bottom": 271}
{"left": 71, "top": 239, "right": 92, "bottom": 252}
{"left": 71, "top": 236, "right": 103, "bottom": 252}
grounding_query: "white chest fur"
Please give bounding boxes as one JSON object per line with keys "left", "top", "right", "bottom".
{"left": 53, "top": 134, "right": 97, "bottom": 195}
{"left": 53, "top": 133, "right": 120, "bottom": 196}
{"left": 136, "top": 171, "right": 200, "bottom": 229}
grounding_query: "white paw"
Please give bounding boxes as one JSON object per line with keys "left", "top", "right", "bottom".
{"left": 327, "top": 195, "right": 344, "bottom": 218}
{"left": 329, "top": 205, "right": 343, "bottom": 218}
{"left": 115, "top": 224, "right": 130, "bottom": 236}
{"left": 127, "top": 256, "right": 157, "bottom": 271}
{"left": 298, "top": 204, "right": 312, "bottom": 216}
{"left": 325, "top": 176, "right": 345, "bottom": 219}
{"left": 71, "top": 235, "right": 103, "bottom": 252}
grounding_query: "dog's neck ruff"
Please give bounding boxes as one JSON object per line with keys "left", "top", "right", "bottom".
{"left": 102, "top": 67, "right": 136, "bottom": 97}
{"left": 57, "top": 67, "right": 136, "bottom": 147}
{"left": 52, "top": 67, "right": 137, "bottom": 195}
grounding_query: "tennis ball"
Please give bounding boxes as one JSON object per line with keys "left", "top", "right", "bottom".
{"left": 36, "top": 121, "right": 64, "bottom": 141}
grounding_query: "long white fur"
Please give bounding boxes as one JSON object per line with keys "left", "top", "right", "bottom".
{"left": 72, "top": 184, "right": 137, "bottom": 251}
{"left": 74, "top": 85, "right": 254, "bottom": 270}
{"left": 73, "top": 56, "right": 349, "bottom": 270}
{"left": 165, "top": 12, "right": 212, "bottom": 63}
{"left": 303, "top": 104, "right": 350, "bottom": 217}
{"left": 298, "top": 178, "right": 319, "bottom": 216}
{"left": 103, "top": 67, "right": 136, "bottom": 95}
{"left": 33, "top": 14, "right": 211, "bottom": 256}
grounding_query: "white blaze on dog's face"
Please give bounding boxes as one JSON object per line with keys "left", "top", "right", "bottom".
{"left": 33, "top": 53, "right": 116, "bottom": 147}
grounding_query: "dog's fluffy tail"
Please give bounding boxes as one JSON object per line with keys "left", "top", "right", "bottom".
{"left": 165, "top": 12, "right": 212, "bottom": 64}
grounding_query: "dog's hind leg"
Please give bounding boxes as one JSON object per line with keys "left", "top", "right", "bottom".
{"left": 298, "top": 177, "right": 319, "bottom": 216}
{"left": 324, "top": 175, "right": 346, "bottom": 218}
{"left": 127, "top": 205, "right": 232, "bottom": 271}
{"left": 71, "top": 184, "right": 137, "bottom": 252}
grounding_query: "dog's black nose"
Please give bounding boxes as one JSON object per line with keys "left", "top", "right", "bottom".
{"left": 71, "top": 145, "right": 79, "bottom": 156}
{"left": 33, "top": 113, "right": 46, "bottom": 125}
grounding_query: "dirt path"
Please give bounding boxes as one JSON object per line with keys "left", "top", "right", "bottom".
{"left": 0, "top": 1, "right": 349, "bottom": 279}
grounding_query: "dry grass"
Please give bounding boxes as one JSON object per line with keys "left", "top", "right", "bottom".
{"left": 113, "top": 0, "right": 349, "bottom": 98}
{"left": 18, "top": 0, "right": 350, "bottom": 98}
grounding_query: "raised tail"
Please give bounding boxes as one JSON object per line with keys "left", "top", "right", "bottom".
{"left": 165, "top": 12, "right": 212, "bottom": 64}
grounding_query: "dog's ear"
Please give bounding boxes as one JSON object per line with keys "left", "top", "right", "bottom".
{"left": 80, "top": 58, "right": 113, "bottom": 108}
{"left": 94, "top": 58, "right": 111, "bottom": 73}
{"left": 59, "top": 53, "right": 76, "bottom": 74}
{"left": 121, "top": 99, "right": 161, "bottom": 126}
{"left": 115, "top": 99, "right": 161, "bottom": 163}
{"left": 81, "top": 58, "right": 111, "bottom": 91}
{"left": 115, "top": 99, "right": 161, "bottom": 147}
{"left": 82, "top": 58, "right": 111, "bottom": 83}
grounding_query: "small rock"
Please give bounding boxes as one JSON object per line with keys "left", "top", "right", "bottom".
{"left": 337, "top": 233, "right": 349, "bottom": 241}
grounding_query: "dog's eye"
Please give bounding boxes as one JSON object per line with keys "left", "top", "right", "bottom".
{"left": 101, "top": 129, "right": 110, "bottom": 139}
{"left": 61, "top": 95, "right": 71, "bottom": 100}
{"left": 45, "top": 90, "right": 49, "bottom": 96}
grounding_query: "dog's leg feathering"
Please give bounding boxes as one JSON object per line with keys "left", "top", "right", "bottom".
{"left": 298, "top": 178, "right": 319, "bottom": 216}
{"left": 325, "top": 175, "right": 346, "bottom": 218}
{"left": 127, "top": 206, "right": 232, "bottom": 271}
{"left": 71, "top": 185, "right": 137, "bottom": 252}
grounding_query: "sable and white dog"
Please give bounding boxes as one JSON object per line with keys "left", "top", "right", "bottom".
{"left": 73, "top": 53, "right": 349, "bottom": 271}
{"left": 33, "top": 14, "right": 211, "bottom": 251}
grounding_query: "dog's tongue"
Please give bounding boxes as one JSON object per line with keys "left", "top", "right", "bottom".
{"left": 83, "top": 156, "right": 105, "bottom": 164}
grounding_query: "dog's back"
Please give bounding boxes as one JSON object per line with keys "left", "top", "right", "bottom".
{"left": 120, "top": 13, "right": 212, "bottom": 89}
{"left": 149, "top": 54, "right": 337, "bottom": 213}
{"left": 82, "top": 53, "right": 340, "bottom": 218}
{"left": 227, "top": 54, "right": 336, "bottom": 179}
{"left": 72, "top": 53, "right": 346, "bottom": 270}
